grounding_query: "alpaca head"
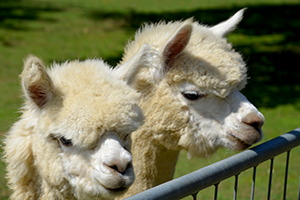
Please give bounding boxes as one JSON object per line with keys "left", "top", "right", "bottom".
{"left": 116, "top": 9, "right": 264, "bottom": 157}
{"left": 5, "top": 55, "right": 144, "bottom": 199}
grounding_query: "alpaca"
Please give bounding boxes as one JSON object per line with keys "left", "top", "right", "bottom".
{"left": 3, "top": 55, "right": 145, "bottom": 200}
{"left": 115, "top": 9, "right": 265, "bottom": 197}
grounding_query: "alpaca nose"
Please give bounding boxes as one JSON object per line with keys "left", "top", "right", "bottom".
{"left": 107, "top": 160, "right": 131, "bottom": 174}
{"left": 242, "top": 112, "right": 265, "bottom": 130}
{"left": 105, "top": 151, "right": 132, "bottom": 174}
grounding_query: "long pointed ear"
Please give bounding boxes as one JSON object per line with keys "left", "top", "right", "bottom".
{"left": 162, "top": 19, "right": 193, "bottom": 70}
{"left": 21, "top": 55, "right": 55, "bottom": 109}
{"left": 210, "top": 8, "right": 246, "bottom": 37}
{"left": 115, "top": 44, "right": 157, "bottom": 85}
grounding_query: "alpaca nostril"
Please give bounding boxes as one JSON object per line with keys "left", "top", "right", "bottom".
{"left": 106, "top": 159, "right": 131, "bottom": 174}
{"left": 110, "top": 165, "right": 120, "bottom": 172}
{"left": 242, "top": 112, "right": 264, "bottom": 130}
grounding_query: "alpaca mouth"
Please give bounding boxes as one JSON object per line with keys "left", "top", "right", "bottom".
{"left": 108, "top": 186, "right": 128, "bottom": 192}
{"left": 100, "top": 176, "right": 131, "bottom": 194}
{"left": 226, "top": 132, "right": 252, "bottom": 150}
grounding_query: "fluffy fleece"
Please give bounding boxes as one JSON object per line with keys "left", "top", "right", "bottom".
{"left": 4, "top": 55, "right": 144, "bottom": 200}
{"left": 115, "top": 9, "right": 264, "bottom": 198}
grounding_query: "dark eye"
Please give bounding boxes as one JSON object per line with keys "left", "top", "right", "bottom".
{"left": 60, "top": 137, "right": 73, "bottom": 147}
{"left": 181, "top": 91, "right": 206, "bottom": 100}
{"left": 124, "top": 134, "right": 129, "bottom": 140}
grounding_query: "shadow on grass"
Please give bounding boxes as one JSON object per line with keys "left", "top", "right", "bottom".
{"left": 0, "top": 0, "right": 62, "bottom": 30}
{"left": 87, "top": 4, "right": 300, "bottom": 109}
{"left": 1, "top": 1, "right": 299, "bottom": 108}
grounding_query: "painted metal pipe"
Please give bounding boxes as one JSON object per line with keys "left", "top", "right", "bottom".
{"left": 125, "top": 127, "right": 300, "bottom": 200}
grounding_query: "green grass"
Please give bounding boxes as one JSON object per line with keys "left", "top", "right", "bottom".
{"left": 1, "top": 0, "right": 300, "bottom": 199}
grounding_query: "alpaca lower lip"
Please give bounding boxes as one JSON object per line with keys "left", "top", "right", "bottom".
{"left": 108, "top": 186, "right": 128, "bottom": 193}
{"left": 100, "top": 176, "right": 131, "bottom": 192}
{"left": 226, "top": 132, "right": 252, "bottom": 149}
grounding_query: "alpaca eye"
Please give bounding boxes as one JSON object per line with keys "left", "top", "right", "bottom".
{"left": 60, "top": 137, "right": 73, "bottom": 147}
{"left": 182, "top": 91, "right": 206, "bottom": 100}
{"left": 124, "top": 134, "right": 129, "bottom": 140}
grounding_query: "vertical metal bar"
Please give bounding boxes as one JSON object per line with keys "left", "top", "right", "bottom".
{"left": 191, "top": 192, "right": 198, "bottom": 200}
{"left": 233, "top": 174, "right": 239, "bottom": 200}
{"left": 250, "top": 166, "right": 257, "bottom": 200}
{"left": 267, "top": 158, "right": 274, "bottom": 200}
{"left": 298, "top": 170, "right": 300, "bottom": 200}
{"left": 214, "top": 183, "right": 219, "bottom": 200}
{"left": 123, "top": 129, "right": 300, "bottom": 200}
{"left": 283, "top": 150, "right": 290, "bottom": 200}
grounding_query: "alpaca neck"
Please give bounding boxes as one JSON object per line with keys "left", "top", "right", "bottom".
{"left": 118, "top": 86, "right": 186, "bottom": 198}
{"left": 124, "top": 132, "right": 180, "bottom": 197}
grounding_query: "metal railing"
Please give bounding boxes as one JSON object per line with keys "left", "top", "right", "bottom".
{"left": 125, "top": 127, "right": 300, "bottom": 200}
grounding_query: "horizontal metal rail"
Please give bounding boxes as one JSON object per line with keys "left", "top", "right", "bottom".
{"left": 125, "top": 127, "right": 300, "bottom": 200}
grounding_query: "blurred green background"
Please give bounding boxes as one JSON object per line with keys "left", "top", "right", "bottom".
{"left": 0, "top": 0, "right": 300, "bottom": 199}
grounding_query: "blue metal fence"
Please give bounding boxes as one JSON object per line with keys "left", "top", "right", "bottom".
{"left": 125, "top": 127, "right": 300, "bottom": 200}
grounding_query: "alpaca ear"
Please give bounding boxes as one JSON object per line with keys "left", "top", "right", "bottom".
{"left": 115, "top": 44, "right": 156, "bottom": 85}
{"left": 210, "top": 8, "right": 246, "bottom": 37}
{"left": 162, "top": 19, "right": 193, "bottom": 70}
{"left": 21, "top": 55, "right": 55, "bottom": 109}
